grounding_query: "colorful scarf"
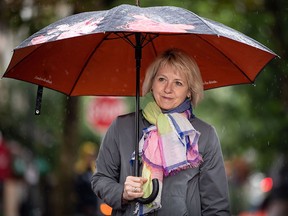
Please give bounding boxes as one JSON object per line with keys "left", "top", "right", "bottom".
{"left": 134, "top": 92, "right": 203, "bottom": 215}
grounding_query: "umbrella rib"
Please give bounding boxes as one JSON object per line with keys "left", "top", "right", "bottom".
{"left": 114, "top": 32, "right": 136, "bottom": 47}
{"left": 195, "top": 34, "right": 253, "bottom": 82}
{"left": 141, "top": 33, "right": 159, "bottom": 47}
{"left": 145, "top": 34, "right": 159, "bottom": 58}
{"left": 4, "top": 44, "right": 44, "bottom": 76}
{"left": 68, "top": 33, "right": 111, "bottom": 95}
{"left": 111, "top": 32, "right": 159, "bottom": 48}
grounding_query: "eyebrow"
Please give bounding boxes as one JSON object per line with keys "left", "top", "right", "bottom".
{"left": 156, "top": 73, "right": 185, "bottom": 82}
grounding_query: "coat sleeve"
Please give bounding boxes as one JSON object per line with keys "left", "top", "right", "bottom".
{"left": 91, "top": 119, "right": 127, "bottom": 211}
{"left": 199, "top": 125, "right": 230, "bottom": 216}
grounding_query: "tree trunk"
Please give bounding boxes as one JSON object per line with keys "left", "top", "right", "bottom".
{"left": 53, "top": 97, "right": 79, "bottom": 215}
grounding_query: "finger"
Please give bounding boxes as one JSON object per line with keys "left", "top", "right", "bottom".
{"left": 125, "top": 177, "right": 144, "bottom": 188}
{"left": 132, "top": 186, "right": 138, "bottom": 193}
{"left": 131, "top": 177, "right": 148, "bottom": 186}
{"left": 123, "top": 187, "right": 144, "bottom": 200}
{"left": 123, "top": 176, "right": 147, "bottom": 198}
{"left": 139, "top": 177, "right": 148, "bottom": 184}
{"left": 127, "top": 176, "right": 146, "bottom": 184}
{"left": 133, "top": 185, "right": 146, "bottom": 193}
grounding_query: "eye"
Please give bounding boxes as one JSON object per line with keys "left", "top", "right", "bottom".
{"left": 158, "top": 77, "right": 165, "bottom": 82}
{"left": 175, "top": 81, "right": 183, "bottom": 86}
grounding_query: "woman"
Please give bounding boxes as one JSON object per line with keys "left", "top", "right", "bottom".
{"left": 91, "top": 49, "right": 230, "bottom": 215}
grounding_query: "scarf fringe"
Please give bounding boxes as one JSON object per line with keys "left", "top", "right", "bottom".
{"left": 164, "top": 156, "right": 203, "bottom": 176}
{"left": 141, "top": 150, "right": 203, "bottom": 177}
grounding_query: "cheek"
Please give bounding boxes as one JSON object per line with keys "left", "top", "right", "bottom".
{"left": 151, "top": 81, "right": 159, "bottom": 92}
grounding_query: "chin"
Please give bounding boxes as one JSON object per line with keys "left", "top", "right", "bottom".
{"left": 160, "top": 106, "right": 174, "bottom": 110}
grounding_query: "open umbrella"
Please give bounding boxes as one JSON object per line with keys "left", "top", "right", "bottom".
{"left": 2, "top": 3, "right": 278, "bottom": 203}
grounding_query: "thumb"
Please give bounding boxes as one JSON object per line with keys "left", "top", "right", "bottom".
{"left": 140, "top": 177, "right": 148, "bottom": 184}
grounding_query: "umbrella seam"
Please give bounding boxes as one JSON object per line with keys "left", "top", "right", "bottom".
{"left": 69, "top": 33, "right": 111, "bottom": 95}
{"left": 3, "top": 44, "right": 44, "bottom": 78}
{"left": 195, "top": 34, "right": 254, "bottom": 82}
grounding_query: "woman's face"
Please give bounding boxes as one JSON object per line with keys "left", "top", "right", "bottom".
{"left": 152, "top": 64, "right": 190, "bottom": 110}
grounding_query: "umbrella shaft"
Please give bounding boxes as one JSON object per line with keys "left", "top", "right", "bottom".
{"left": 134, "top": 33, "right": 142, "bottom": 177}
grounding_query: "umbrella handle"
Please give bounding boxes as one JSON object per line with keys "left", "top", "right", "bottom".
{"left": 35, "top": 85, "right": 43, "bottom": 115}
{"left": 135, "top": 178, "right": 159, "bottom": 204}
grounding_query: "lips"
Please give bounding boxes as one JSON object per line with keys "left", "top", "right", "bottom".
{"left": 161, "top": 95, "right": 173, "bottom": 100}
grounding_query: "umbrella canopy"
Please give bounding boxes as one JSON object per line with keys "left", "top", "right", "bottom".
{"left": 3, "top": 4, "right": 277, "bottom": 97}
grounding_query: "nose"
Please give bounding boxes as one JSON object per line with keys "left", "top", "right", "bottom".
{"left": 164, "top": 81, "right": 173, "bottom": 93}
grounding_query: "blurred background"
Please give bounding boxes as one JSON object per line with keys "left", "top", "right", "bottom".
{"left": 0, "top": 0, "right": 287, "bottom": 215}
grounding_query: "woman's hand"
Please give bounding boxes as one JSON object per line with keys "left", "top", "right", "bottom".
{"left": 122, "top": 176, "right": 147, "bottom": 201}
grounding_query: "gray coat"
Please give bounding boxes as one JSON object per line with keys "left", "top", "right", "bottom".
{"left": 91, "top": 112, "right": 230, "bottom": 216}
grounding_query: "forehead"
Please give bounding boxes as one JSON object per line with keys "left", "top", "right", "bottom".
{"left": 157, "top": 63, "right": 187, "bottom": 80}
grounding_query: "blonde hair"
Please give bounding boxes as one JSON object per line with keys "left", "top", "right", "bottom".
{"left": 142, "top": 48, "right": 204, "bottom": 107}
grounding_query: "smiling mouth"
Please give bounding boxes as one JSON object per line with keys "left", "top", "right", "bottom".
{"left": 162, "top": 96, "right": 173, "bottom": 100}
